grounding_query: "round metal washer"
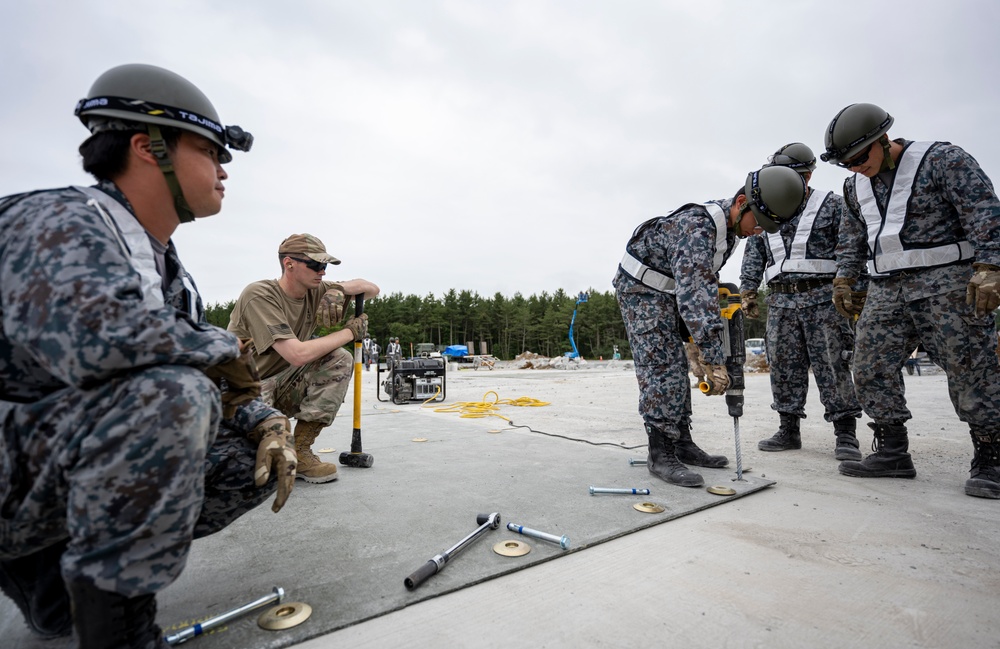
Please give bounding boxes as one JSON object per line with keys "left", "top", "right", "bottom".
{"left": 493, "top": 539, "right": 531, "bottom": 557}
{"left": 317, "top": 448, "right": 335, "bottom": 453}
{"left": 707, "top": 485, "right": 737, "bottom": 496}
{"left": 632, "top": 501, "right": 665, "bottom": 514}
{"left": 487, "top": 429, "right": 503, "bottom": 434}
{"left": 412, "top": 437, "right": 428, "bottom": 442}
{"left": 258, "top": 602, "right": 312, "bottom": 630}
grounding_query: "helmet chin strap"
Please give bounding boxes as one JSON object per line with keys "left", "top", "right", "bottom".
{"left": 147, "top": 125, "right": 196, "bottom": 223}
{"left": 878, "top": 135, "right": 896, "bottom": 172}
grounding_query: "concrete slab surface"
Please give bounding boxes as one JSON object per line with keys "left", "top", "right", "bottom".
{"left": 2, "top": 362, "right": 998, "bottom": 649}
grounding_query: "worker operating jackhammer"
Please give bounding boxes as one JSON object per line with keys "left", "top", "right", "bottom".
{"left": 613, "top": 165, "right": 808, "bottom": 488}
{"left": 700, "top": 284, "right": 747, "bottom": 481}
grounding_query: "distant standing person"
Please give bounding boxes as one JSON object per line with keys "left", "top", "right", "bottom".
{"left": 821, "top": 103, "right": 1000, "bottom": 499}
{"left": 362, "top": 334, "right": 373, "bottom": 370}
{"left": 613, "top": 166, "right": 807, "bottom": 487}
{"left": 740, "top": 143, "right": 863, "bottom": 460}
{"left": 386, "top": 337, "right": 403, "bottom": 372}
{"left": 229, "top": 234, "right": 379, "bottom": 484}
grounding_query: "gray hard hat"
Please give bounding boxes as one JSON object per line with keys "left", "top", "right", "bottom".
{"left": 820, "top": 103, "right": 893, "bottom": 166}
{"left": 74, "top": 63, "right": 252, "bottom": 163}
{"left": 743, "top": 165, "right": 808, "bottom": 234}
{"left": 766, "top": 142, "right": 816, "bottom": 174}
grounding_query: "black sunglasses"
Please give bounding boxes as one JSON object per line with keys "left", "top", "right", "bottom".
{"left": 837, "top": 142, "right": 874, "bottom": 169}
{"left": 289, "top": 257, "right": 327, "bottom": 272}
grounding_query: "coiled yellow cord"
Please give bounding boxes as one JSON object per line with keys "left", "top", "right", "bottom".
{"left": 426, "top": 390, "right": 550, "bottom": 420}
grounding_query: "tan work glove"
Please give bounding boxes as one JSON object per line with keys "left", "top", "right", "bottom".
{"left": 702, "top": 364, "right": 730, "bottom": 396}
{"left": 316, "top": 284, "right": 346, "bottom": 328}
{"left": 204, "top": 339, "right": 260, "bottom": 419}
{"left": 832, "top": 278, "right": 866, "bottom": 319}
{"left": 344, "top": 313, "right": 368, "bottom": 341}
{"left": 741, "top": 290, "right": 760, "bottom": 319}
{"left": 250, "top": 415, "right": 297, "bottom": 513}
{"left": 967, "top": 263, "right": 1000, "bottom": 316}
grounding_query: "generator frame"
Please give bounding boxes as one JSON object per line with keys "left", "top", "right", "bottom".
{"left": 376, "top": 357, "right": 447, "bottom": 404}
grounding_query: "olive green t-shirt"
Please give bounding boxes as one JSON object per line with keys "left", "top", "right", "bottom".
{"left": 228, "top": 279, "right": 338, "bottom": 379}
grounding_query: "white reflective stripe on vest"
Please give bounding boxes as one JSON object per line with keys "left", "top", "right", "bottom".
{"left": 620, "top": 201, "right": 728, "bottom": 293}
{"left": 619, "top": 252, "right": 675, "bottom": 293}
{"left": 762, "top": 190, "right": 838, "bottom": 283}
{"left": 856, "top": 141, "right": 974, "bottom": 277}
{"left": 75, "top": 186, "right": 165, "bottom": 310}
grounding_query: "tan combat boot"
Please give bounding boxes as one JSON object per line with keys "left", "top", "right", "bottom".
{"left": 293, "top": 421, "right": 339, "bottom": 483}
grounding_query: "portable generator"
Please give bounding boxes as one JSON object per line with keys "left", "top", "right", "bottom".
{"left": 377, "top": 357, "right": 447, "bottom": 404}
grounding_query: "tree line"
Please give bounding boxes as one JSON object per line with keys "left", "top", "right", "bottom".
{"left": 205, "top": 287, "right": 775, "bottom": 361}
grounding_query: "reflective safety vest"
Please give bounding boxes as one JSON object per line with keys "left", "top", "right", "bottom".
{"left": 75, "top": 186, "right": 201, "bottom": 319}
{"left": 619, "top": 201, "right": 728, "bottom": 293}
{"left": 762, "top": 189, "right": 839, "bottom": 283}
{"left": 856, "top": 141, "right": 974, "bottom": 277}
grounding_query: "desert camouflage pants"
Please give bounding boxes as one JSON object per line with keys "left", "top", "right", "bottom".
{"left": 766, "top": 300, "right": 861, "bottom": 422}
{"left": 261, "top": 347, "right": 353, "bottom": 425}
{"left": 616, "top": 289, "right": 693, "bottom": 429}
{"left": 855, "top": 283, "right": 1000, "bottom": 431}
{"left": 0, "top": 366, "right": 272, "bottom": 597}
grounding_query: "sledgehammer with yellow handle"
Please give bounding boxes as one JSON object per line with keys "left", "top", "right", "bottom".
{"left": 340, "top": 295, "right": 374, "bottom": 468}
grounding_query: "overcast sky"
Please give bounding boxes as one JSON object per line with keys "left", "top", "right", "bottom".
{"left": 3, "top": 0, "right": 999, "bottom": 305}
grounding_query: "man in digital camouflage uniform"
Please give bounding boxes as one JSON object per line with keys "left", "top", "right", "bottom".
{"left": 822, "top": 103, "right": 1000, "bottom": 499}
{"left": 740, "top": 143, "right": 863, "bottom": 460}
{"left": 228, "top": 234, "right": 378, "bottom": 483}
{"left": 0, "top": 64, "right": 298, "bottom": 646}
{"left": 614, "top": 165, "right": 807, "bottom": 488}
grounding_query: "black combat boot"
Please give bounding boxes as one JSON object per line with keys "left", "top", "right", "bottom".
{"left": 966, "top": 430, "right": 1000, "bottom": 499}
{"left": 833, "top": 418, "right": 862, "bottom": 461}
{"left": 645, "top": 423, "right": 704, "bottom": 487}
{"left": 757, "top": 413, "right": 801, "bottom": 452}
{"left": 838, "top": 422, "right": 916, "bottom": 478}
{"left": 68, "top": 580, "right": 167, "bottom": 649}
{"left": 674, "top": 420, "right": 729, "bottom": 468}
{"left": 0, "top": 540, "right": 71, "bottom": 638}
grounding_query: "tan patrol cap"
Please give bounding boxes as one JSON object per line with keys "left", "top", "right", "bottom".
{"left": 278, "top": 234, "right": 341, "bottom": 265}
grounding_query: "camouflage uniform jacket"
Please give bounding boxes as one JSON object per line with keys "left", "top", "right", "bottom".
{"left": 740, "top": 188, "right": 845, "bottom": 309}
{"left": 0, "top": 181, "right": 276, "bottom": 431}
{"left": 836, "top": 139, "right": 1000, "bottom": 298}
{"left": 613, "top": 199, "right": 736, "bottom": 365}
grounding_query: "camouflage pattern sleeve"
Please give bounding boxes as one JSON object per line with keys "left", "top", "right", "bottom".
{"left": 739, "top": 233, "right": 766, "bottom": 292}
{"left": 836, "top": 177, "right": 869, "bottom": 281}
{"left": 228, "top": 396, "right": 283, "bottom": 434}
{"left": 931, "top": 144, "right": 1000, "bottom": 267}
{"left": 667, "top": 210, "right": 727, "bottom": 365}
{"left": 0, "top": 188, "right": 239, "bottom": 393}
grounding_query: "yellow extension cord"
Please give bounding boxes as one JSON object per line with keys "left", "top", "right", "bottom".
{"left": 423, "top": 390, "right": 550, "bottom": 421}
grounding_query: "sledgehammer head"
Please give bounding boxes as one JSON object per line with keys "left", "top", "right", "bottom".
{"left": 339, "top": 451, "right": 374, "bottom": 468}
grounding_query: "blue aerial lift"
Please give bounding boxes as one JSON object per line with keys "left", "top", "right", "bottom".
{"left": 565, "top": 291, "right": 589, "bottom": 358}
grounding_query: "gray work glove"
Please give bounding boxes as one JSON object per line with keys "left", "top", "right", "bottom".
{"left": 967, "top": 263, "right": 1000, "bottom": 316}
{"left": 741, "top": 290, "right": 760, "bottom": 319}
{"left": 344, "top": 313, "right": 368, "bottom": 342}
{"left": 316, "top": 284, "right": 347, "bottom": 328}
{"left": 832, "top": 278, "right": 866, "bottom": 319}
{"left": 250, "top": 415, "right": 297, "bottom": 513}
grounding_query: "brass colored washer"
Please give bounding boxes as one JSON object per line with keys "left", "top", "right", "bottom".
{"left": 258, "top": 602, "right": 312, "bottom": 630}
{"left": 412, "top": 437, "right": 428, "bottom": 442}
{"left": 317, "top": 448, "right": 335, "bottom": 453}
{"left": 632, "top": 502, "right": 665, "bottom": 514}
{"left": 493, "top": 539, "right": 531, "bottom": 557}
{"left": 707, "top": 485, "right": 737, "bottom": 496}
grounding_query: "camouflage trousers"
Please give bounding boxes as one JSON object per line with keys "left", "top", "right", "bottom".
{"left": 261, "top": 347, "right": 353, "bottom": 425}
{"left": 855, "top": 282, "right": 1000, "bottom": 430}
{"left": 616, "top": 289, "right": 694, "bottom": 429}
{"left": 0, "top": 366, "right": 272, "bottom": 597}
{"left": 766, "top": 299, "right": 861, "bottom": 422}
